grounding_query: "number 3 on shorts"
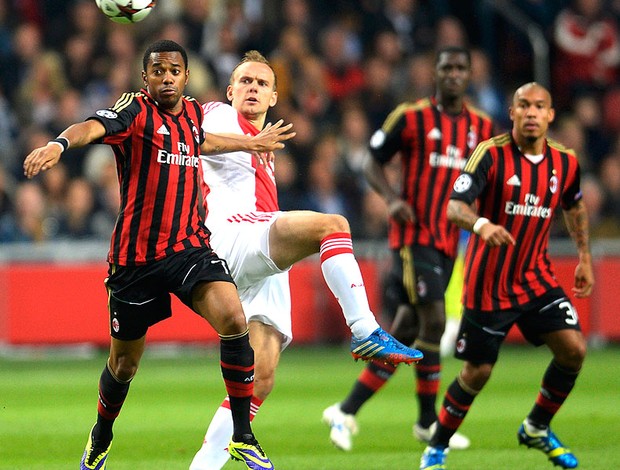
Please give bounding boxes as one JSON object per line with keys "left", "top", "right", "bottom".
{"left": 559, "top": 301, "right": 579, "bottom": 325}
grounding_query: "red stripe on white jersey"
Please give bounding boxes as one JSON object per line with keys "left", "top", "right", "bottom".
{"left": 227, "top": 212, "right": 276, "bottom": 223}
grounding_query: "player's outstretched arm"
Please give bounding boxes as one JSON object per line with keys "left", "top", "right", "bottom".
{"left": 363, "top": 156, "right": 414, "bottom": 224}
{"left": 201, "top": 120, "right": 295, "bottom": 155}
{"left": 23, "top": 120, "right": 106, "bottom": 179}
{"left": 563, "top": 200, "right": 594, "bottom": 298}
{"left": 447, "top": 199, "right": 516, "bottom": 247}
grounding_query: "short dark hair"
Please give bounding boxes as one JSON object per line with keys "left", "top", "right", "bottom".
{"left": 435, "top": 46, "right": 471, "bottom": 66}
{"left": 142, "top": 40, "right": 188, "bottom": 71}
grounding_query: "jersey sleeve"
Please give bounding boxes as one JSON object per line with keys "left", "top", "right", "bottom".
{"left": 450, "top": 142, "right": 494, "bottom": 205}
{"left": 201, "top": 101, "right": 237, "bottom": 135}
{"left": 368, "top": 107, "right": 407, "bottom": 165}
{"left": 86, "top": 92, "right": 141, "bottom": 145}
{"left": 561, "top": 157, "right": 583, "bottom": 210}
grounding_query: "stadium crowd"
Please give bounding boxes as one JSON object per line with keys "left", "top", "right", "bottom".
{"left": 0, "top": 0, "right": 619, "bottom": 243}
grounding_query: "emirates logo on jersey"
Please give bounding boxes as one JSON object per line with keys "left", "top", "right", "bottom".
{"left": 157, "top": 142, "right": 200, "bottom": 168}
{"left": 504, "top": 193, "right": 553, "bottom": 218}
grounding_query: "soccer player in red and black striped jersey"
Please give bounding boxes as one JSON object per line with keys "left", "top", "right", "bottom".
{"left": 420, "top": 83, "right": 594, "bottom": 470}
{"left": 23, "top": 40, "right": 293, "bottom": 470}
{"left": 323, "top": 46, "right": 493, "bottom": 452}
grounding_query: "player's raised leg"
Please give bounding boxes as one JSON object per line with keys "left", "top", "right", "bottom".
{"left": 269, "top": 211, "right": 423, "bottom": 365}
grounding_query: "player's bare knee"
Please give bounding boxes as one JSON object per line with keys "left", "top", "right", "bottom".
{"left": 108, "top": 356, "right": 138, "bottom": 382}
{"left": 216, "top": 310, "right": 248, "bottom": 336}
{"left": 321, "top": 213, "right": 350, "bottom": 237}
{"left": 557, "top": 342, "right": 587, "bottom": 371}
{"left": 253, "top": 374, "right": 275, "bottom": 401}
{"left": 461, "top": 362, "right": 493, "bottom": 390}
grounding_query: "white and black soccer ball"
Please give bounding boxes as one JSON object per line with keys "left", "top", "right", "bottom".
{"left": 95, "top": 0, "right": 157, "bottom": 24}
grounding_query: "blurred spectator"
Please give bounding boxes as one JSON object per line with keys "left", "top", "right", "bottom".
{"left": 274, "top": 149, "right": 307, "bottom": 211}
{"left": 359, "top": 190, "right": 389, "bottom": 240}
{"left": 383, "top": 0, "right": 435, "bottom": 53}
{"left": 397, "top": 52, "right": 435, "bottom": 102}
{"left": 434, "top": 15, "right": 469, "bottom": 49}
{"left": 602, "top": 86, "right": 620, "bottom": 134}
{"left": 83, "top": 145, "right": 120, "bottom": 239}
{"left": 0, "top": 181, "right": 50, "bottom": 242}
{"left": 320, "top": 23, "right": 365, "bottom": 106}
{"left": 276, "top": 0, "right": 321, "bottom": 52}
{"left": 269, "top": 25, "right": 311, "bottom": 106}
{"left": 0, "top": 86, "right": 17, "bottom": 171}
{"left": 358, "top": 55, "right": 399, "bottom": 129}
{"left": 580, "top": 172, "right": 620, "bottom": 237}
{"left": 599, "top": 154, "right": 620, "bottom": 223}
{"left": 40, "top": 161, "right": 69, "bottom": 221}
{"left": 205, "top": 22, "right": 242, "bottom": 89}
{"left": 0, "top": 164, "right": 13, "bottom": 218}
{"left": 468, "top": 48, "right": 506, "bottom": 126}
{"left": 283, "top": 108, "right": 319, "bottom": 191}
{"left": 550, "top": 114, "right": 592, "bottom": 172}
{"left": 56, "top": 177, "right": 97, "bottom": 239}
{"left": 154, "top": 20, "right": 216, "bottom": 101}
{"left": 552, "top": 0, "right": 620, "bottom": 111}
{"left": 336, "top": 105, "right": 373, "bottom": 196}
{"left": 291, "top": 55, "right": 333, "bottom": 124}
{"left": 46, "top": 88, "right": 90, "bottom": 177}
{"left": 573, "top": 93, "right": 612, "bottom": 169}
{"left": 302, "top": 133, "right": 357, "bottom": 231}
{"left": 178, "top": 0, "right": 213, "bottom": 55}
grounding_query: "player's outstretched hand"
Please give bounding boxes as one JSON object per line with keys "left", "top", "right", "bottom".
{"left": 251, "top": 120, "right": 295, "bottom": 152}
{"left": 23, "top": 143, "right": 63, "bottom": 179}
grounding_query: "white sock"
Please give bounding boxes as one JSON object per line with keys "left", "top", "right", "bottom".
{"left": 190, "top": 402, "right": 233, "bottom": 470}
{"left": 319, "top": 233, "right": 380, "bottom": 339}
{"left": 524, "top": 418, "right": 548, "bottom": 436}
{"left": 190, "top": 396, "right": 263, "bottom": 470}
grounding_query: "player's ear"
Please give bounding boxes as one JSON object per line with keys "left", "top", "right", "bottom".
{"left": 226, "top": 85, "right": 233, "bottom": 102}
{"left": 185, "top": 69, "right": 189, "bottom": 85}
{"left": 548, "top": 107, "right": 555, "bottom": 123}
{"left": 269, "top": 91, "right": 278, "bottom": 108}
{"left": 141, "top": 71, "right": 147, "bottom": 86}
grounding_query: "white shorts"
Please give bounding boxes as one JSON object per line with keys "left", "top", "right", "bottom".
{"left": 208, "top": 212, "right": 293, "bottom": 348}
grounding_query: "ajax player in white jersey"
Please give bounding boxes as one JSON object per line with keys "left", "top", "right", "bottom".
{"left": 190, "top": 51, "right": 423, "bottom": 470}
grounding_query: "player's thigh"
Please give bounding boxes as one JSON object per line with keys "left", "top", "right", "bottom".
{"left": 192, "top": 280, "right": 247, "bottom": 335}
{"left": 269, "top": 210, "right": 349, "bottom": 267}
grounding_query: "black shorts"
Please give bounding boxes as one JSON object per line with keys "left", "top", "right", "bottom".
{"left": 385, "top": 246, "right": 455, "bottom": 310}
{"left": 454, "top": 288, "right": 582, "bottom": 364}
{"left": 105, "top": 247, "right": 235, "bottom": 340}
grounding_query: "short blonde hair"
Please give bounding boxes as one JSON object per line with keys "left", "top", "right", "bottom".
{"left": 230, "top": 50, "right": 277, "bottom": 89}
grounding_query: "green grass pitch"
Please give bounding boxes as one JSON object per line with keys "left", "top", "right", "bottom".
{"left": 0, "top": 344, "right": 618, "bottom": 469}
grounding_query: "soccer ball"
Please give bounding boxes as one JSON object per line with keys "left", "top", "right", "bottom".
{"left": 95, "top": 0, "right": 157, "bottom": 24}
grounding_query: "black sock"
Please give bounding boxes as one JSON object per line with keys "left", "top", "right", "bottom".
{"left": 94, "top": 363, "right": 131, "bottom": 445}
{"left": 220, "top": 330, "right": 254, "bottom": 440}
{"left": 340, "top": 360, "right": 396, "bottom": 415}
